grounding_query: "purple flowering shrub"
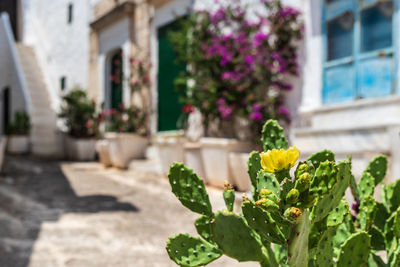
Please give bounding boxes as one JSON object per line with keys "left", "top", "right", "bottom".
{"left": 169, "top": 0, "right": 303, "bottom": 140}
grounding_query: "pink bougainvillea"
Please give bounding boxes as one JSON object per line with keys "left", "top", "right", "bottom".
{"left": 168, "top": 0, "right": 303, "bottom": 139}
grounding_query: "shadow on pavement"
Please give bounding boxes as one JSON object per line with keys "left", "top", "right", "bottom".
{"left": 0, "top": 155, "right": 138, "bottom": 267}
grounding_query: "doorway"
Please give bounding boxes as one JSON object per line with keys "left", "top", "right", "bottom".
{"left": 109, "top": 49, "right": 123, "bottom": 110}
{"left": 2, "top": 87, "right": 10, "bottom": 134}
{"left": 157, "top": 19, "right": 186, "bottom": 132}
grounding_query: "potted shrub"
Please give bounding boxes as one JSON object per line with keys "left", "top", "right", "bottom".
{"left": 6, "top": 111, "right": 31, "bottom": 154}
{"left": 59, "top": 88, "right": 98, "bottom": 161}
{"left": 102, "top": 105, "right": 149, "bottom": 168}
{"left": 168, "top": 0, "right": 303, "bottom": 190}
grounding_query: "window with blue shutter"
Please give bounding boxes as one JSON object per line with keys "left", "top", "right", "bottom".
{"left": 322, "top": 0, "right": 397, "bottom": 104}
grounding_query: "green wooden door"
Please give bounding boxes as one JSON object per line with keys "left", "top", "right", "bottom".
{"left": 157, "top": 20, "right": 185, "bottom": 132}
{"left": 111, "top": 50, "right": 123, "bottom": 110}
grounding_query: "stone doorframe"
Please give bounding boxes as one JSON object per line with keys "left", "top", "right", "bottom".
{"left": 88, "top": 0, "right": 152, "bottom": 114}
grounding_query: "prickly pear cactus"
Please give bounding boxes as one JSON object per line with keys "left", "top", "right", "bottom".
{"left": 165, "top": 120, "right": 398, "bottom": 267}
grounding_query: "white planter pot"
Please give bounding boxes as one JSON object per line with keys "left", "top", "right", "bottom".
{"left": 184, "top": 142, "right": 206, "bottom": 182}
{"left": 96, "top": 139, "right": 112, "bottom": 167}
{"left": 200, "top": 138, "right": 251, "bottom": 189}
{"left": 155, "top": 135, "right": 186, "bottom": 176}
{"left": 7, "top": 135, "right": 30, "bottom": 154}
{"left": 66, "top": 137, "right": 96, "bottom": 161}
{"left": 0, "top": 137, "right": 7, "bottom": 171}
{"left": 228, "top": 152, "right": 252, "bottom": 192}
{"left": 106, "top": 133, "right": 149, "bottom": 169}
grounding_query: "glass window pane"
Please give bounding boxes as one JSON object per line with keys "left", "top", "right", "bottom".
{"left": 327, "top": 12, "right": 354, "bottom": 61}
{"left": 361, "top": 2, "right": 393, "bottom": 52}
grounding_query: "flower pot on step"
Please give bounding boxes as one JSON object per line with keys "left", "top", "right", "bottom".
{"left": 228, "top": 152, "right": 252, "bottom": 192}
{"left": 200, "top": 137, "right": 252, "bottom": 188}
{"left": 105, "top": 133, "right": 149, "bottom": 169}
{"left": 96, "top": 139, "right": 112, "bottom": 167}
{"left": 184, "top": 142, "right": 206, "bottom": 182}
{"left": 66, "top": 137, "right": 96, "bottom": 161}
{"left": 154, "top": 134, "right": 186, "bottom": 176}
{"left": 7, "top": 135, "right": 30, "bottom": 154}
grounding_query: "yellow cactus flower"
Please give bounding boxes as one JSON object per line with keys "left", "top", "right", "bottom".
{"left": 260, "top": 146, "right": 300, "bottom": 173}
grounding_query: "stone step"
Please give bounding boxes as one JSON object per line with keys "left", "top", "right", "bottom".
{"left": 16, "top": 44, "right": 59, "bottom": 157}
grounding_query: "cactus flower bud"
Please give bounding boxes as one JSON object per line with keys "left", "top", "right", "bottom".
{"left": 255, "top": 198, "right": 280, "bottom": 212}
{"left": 242, "top": 193, "right": 249, "bottom": 202}
{"left": 259, "top": 188, "right": 280, "bottom": 204}
{"left": 223, "top": 180, "right": 234, "bottom": 191}
{"left": 295, "top": 162, "right": 309, "bottom": 178}
{"left": 295, "top": 172, "right": 311, "bottom": 192}
{"left": 286, "top": 189, "right": 300, "bottom": 204}
{"left": 284, "top": 207, "right": 303, "bottom": 222}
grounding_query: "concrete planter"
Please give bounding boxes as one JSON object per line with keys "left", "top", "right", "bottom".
{"left": 155, "top": 135, "right": 186, "bottom": 176}
{"left": 228, "top": 152, "right": 252, "bottom": 192}
{"left": 105, "top": 133, "right": 149, "bottom": 169}
{"left": 7, "top": 135, "right": 30, "bottom": 154}
{"left": 66, "top": 137, "right": 96, "bottom": 161}
{"left": 200, "top": 137, "right": 252, "bottom": 188}
{"left": 184, "top": 142, "right": 206, "bottom": 182}
{"left": 95, "top": 139, "right": 112, "bottom": 167}
{"left": 0, "top": 137, "right": 7, "bottom": 171}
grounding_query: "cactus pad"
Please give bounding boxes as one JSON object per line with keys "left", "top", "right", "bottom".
{"left": 311, "top": 161, "right": 351, "bottom": 222}
{"left": 242, "top": 201, "right": 286, "bottom": 245}
{"left": 223, "top": 181, "right": 235, "bottom": 212}
{"left": 213, "top": 210, "right": 265, "bottom": 262}
{"left": 374, "top": 201, "right": 389, "bottom": 232}
{"left": 287, "top": 209, "right": 311, "bottom": 267}
{"left": 382, "top": 179, "right": 400, "bottom": 212}
{"left": 365, "top": 155, "right": 388, "bottom": 185}
{"left": 369, "top": 226, "right": 385, "bottom": 251}
{"left": 309, "top": 161, "right": 338, "bottom": 197}
{"left": 357, "top": 195, "right": 377, "bottom": 231}
{"left": 314, "top": 226, "right": 336, "bottom": 267}
{"left": 337, "top": 232, "right": 371, "bottom": 267}
{"left": 195, "top": 215, "right": 214, "bottom": 243}
{"left": 168, "top": 163, "right": 212, "bottom": 216}
{"left": 307, "top": 149, "right": 335, "bottom": 169}
{"left": 327, "top": 199, "right": 349, "bottom": 227}
{"left": 166, "top": 234, "right": 222, "bottom": 266}
{"left": 256, "top": 171, "right": 280, "bottom": 199}
{"left": 248, "top": 151, "right": 262, "bottom": 188}
{"left": 261, "top": 119, "right": 288, "bottom": 151}
{"left": 358, "top": 172, "right": 375, "bottom": 199}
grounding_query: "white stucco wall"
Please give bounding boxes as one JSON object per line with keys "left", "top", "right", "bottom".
{"left": 0, "top": 13, "right": 29, "bottom": 135}
{"left": 21, "top": 0, "right": 91, "bottom": 110}
{"left": 98, "top": 17, "right": 131, "bottom": 109}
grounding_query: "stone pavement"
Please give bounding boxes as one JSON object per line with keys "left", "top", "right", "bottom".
{"left": 0, "top": 156, "right": 258, "bottom": 267}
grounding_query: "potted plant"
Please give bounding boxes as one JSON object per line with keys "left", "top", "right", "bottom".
{"left": 59, "top": 88, "right": 98, "bottom": 161}
{"left": 102, "top": 105, "right": 149, "bottom": 168}
{"left": 168, "top": 0, "right": 303, "bottom": 190}
{"left": 6, "top": 111, "right": 31, "bottom": 154}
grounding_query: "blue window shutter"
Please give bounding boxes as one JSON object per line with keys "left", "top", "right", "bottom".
{"left": 322, "top": 0, "right": 397, "bottom": 104}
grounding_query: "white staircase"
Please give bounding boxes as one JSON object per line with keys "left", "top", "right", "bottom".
{"left": 16, "top": 44, "right": 60, "bottom": 157}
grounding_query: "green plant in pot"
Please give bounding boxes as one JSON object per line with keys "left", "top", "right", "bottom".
{"left": 100, "top": 104, "right": 149, "bottom": 168}
{"left": 59, "top": 88, "right": 98, "bottom": 161}
{"left": 6, "top": 111, "right": 31, "bottom": 154}
{"left": 165, "top": 119, "right": 399, "bottom": 266}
